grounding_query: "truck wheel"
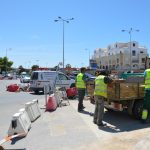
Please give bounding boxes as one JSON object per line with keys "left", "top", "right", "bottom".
{"left": 34, "top": 90, "right": 39, "bottom": 94}
{"left": 132, "top": 100, "right": 143, "bottom": 120}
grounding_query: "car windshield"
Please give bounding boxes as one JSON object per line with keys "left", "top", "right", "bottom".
{"left": 22, "top": 75, "right": 30, "bottom": 78}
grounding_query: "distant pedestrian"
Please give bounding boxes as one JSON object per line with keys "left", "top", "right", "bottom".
{"left": 93, "top": 70, "right": 112, "bottom": 126}
{"left": 76, "top": 67, "right": 88, "bottom": 112}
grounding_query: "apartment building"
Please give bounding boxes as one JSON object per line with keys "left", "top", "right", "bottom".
{"left": 92, "top": 41, "right": 148, "bottom": 71}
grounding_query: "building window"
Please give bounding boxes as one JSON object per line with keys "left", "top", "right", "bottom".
{"left": 116, "top": 44, "right": 117, "bottom": 48}
{"left": 132, "top": 50, "right": 136, "bottom": 56}
{"left": 142, "top": 58, "right": 145, "bottom": 63}
{"left": 140, "top": 51, "right": 144, "bottom": 53}
{"left": 133, "top": 43, "right": 135, "bottom": 47}
{"left": 117, "top": 58, "right": 119, "bottom": 63}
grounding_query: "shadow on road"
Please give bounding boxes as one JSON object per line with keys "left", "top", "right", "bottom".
{"left": 5, "top": 148, "right": 26, "bottom": 150}
{"left": 99, "top": 110, "right": 150, "bottom": 133}
{"left": 78, "top": 110, "right": 94, "bottom": 116}
{"left": 10, "top": 136, "right": 25, "bottom": 145}
{"left": 30, "top": 92, "right": 44, "bottom": 95}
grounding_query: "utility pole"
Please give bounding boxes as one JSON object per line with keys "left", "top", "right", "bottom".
{"left": 122, "top": 28, "right": 139, "bottom": 71}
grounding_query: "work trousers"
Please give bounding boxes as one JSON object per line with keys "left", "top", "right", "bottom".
{"left": 77, "top": 88, "right": 85, "bottom": 110}
{"left": 93, "top": 95, "right": 105, "bottom": 124}
{"left": 143, "top": 90, "right": 150, "bottom": 110}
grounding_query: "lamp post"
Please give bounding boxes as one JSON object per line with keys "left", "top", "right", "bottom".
{"left": 122, "top": 28, "right": 139, "bottom": 71}
{"left": 54, "top": 16, "right": 74, "bottom": 69}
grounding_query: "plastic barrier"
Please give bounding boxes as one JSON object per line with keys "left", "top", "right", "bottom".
{"left": 7, "top": 84, "right": 20, "bottom": 92}
{"left": 66, "top": 87, "right": 77, "bottom": 99}
{"left": 46, "top": 94, "right": 57, "bottom": 111}
{"left": 19, "top": 108, "right": 31, "bottom": 129}
{"left": 25, "top": 101, "right": 41, "bottom": 122}
{"left": 25, "top": 102, "right": 35, "bottom": 122}
{"left": 8, "top": 112, "right": 31, "bottom": 136}
{"left": 32, "top": 100, "right": 41, "bottom": 117}
{"left": 54, "top": 91, "right": 63, "bottom": 106}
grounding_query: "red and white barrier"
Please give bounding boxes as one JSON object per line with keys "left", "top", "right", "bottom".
{"left": 46, "top": 94, "right": 57, "bottom": 111}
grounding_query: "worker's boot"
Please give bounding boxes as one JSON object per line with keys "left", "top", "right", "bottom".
{"left": 81, "top": 105, "right": 85, "bottom": 109}
{"left": 97, "top": 121, "right": 107, "bottom": 127}
{"left": 78, "top": 104, "right": 83, "bottom": 112}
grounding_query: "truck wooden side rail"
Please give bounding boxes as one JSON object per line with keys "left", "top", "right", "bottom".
{"left": 87, "top": 78, "right": 145, "bottom": 120}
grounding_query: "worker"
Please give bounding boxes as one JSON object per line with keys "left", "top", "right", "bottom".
{"left": 76, "top": 67, "right": 88, "bottom": 112}
{"left": 141, "top": 65, "right": 150, "bottom": 123}
{"left": 93, "top": 70, "right": 113, "bottom": 126}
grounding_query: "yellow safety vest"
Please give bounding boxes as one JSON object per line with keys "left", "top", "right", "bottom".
{"left": 145, "top": 69, "right": 150, "bottom": 89}
{"left": 142, "top": 109, "right": 148, "bottom": 120}
{"left": 76, "top": 73, "right": 86, "bottom": 88}
{"left": 94, "top": 75, "right": 107, "bottom": 98}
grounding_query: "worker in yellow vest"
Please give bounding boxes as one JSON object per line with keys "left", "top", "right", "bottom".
{"left": 141, "top": 66, "right": 150, "bottom": 123}
{"left": 93, "top": 70, "right": 112, "bottom": 126}
{"left": 76, "top": 67, "right": 88, "bottom": 112}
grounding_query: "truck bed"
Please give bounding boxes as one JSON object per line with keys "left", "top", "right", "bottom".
{"left": 107, "top": 81, "right": 145, "bottom": 101}
{"left": 86, "top": 79, "right": 145, "bottom": 102}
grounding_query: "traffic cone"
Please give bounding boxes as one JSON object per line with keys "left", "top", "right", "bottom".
{"left": 46, "top": 94, "right": 57, "bottom": 111}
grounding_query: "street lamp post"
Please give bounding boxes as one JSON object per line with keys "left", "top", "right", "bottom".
{"left": 122, "top": 28, "right": 139, "bottom": 71}
{"left": 54, "top": 16, "right": 74, "bottom": 69}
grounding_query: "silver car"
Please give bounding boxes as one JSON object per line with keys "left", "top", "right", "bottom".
{"left": 20, "top": 75, "right": 30, "bottom": 83}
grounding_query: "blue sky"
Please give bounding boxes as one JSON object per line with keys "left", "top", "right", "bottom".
{"left": 0, "top": 0, "right": 150, "bottom": 68}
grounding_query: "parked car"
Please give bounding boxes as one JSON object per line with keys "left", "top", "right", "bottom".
{"left": 29, "top": 71, "right": 75, "bottom": 93}
{"left": 20, "top": 75, "right": 30, "bottom": 83}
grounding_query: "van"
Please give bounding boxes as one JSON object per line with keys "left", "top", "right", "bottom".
{"left": 29, "top": 71, "right": 75, "bottom": 93}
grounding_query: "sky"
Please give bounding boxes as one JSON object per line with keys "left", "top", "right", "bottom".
{"left": 0, "top": 0, "right": 150, "bottom": 68}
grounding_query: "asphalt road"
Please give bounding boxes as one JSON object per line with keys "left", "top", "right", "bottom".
{"left": 0, "top": 79, "right": 44, "bottom": 139}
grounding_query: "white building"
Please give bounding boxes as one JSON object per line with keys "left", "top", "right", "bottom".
{"left": 92, "top": 41, "right": 148, "bottom": 71}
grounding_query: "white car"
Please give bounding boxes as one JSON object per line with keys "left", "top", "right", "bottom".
{"left": 20, "top": 75, "right": 30, "bottom": 83}
{"left": 29, "top": 71, "right": 75, "bottom": 93}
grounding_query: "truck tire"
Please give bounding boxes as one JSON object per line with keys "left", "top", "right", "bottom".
{"left": 34, "top": 90, "right": 39, "bottom": 94}
{"left": 132, "top": 100, "right": 143, "bottom": 120}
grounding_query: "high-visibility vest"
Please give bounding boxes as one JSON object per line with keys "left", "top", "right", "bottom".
{"left": 142, "top": 109, "right": 148, "bottom": 120}
{"left": 94, "top": 75, "right": 107, "bottom": 98}
{"left": 145, "top": 69, "right": 150, "bottom": 89}
{"left": 76, "top": 73, "right": 86, "bottom": 88}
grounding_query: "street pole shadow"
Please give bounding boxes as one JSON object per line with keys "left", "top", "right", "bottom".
{"left": 10, "top": 136, "right": 25, "bottom": 145}
{"left": 4, "top": 148, "right": 26, "bottom": 150}
{"left": 78, "top": 110, "right": 94, "bottom": 116}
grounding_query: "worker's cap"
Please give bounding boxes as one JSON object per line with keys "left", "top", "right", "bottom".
{"left": 80, "top": 67, "right": 86, "bottom": 72}
{"left": 100, "top": 70, "right": 107, "bottom": 75}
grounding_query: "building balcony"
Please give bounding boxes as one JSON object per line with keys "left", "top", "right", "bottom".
{"left": 132, "top": 60, "right": 139, "bottom": 63}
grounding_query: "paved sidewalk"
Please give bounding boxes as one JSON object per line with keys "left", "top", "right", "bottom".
{"left": 3, "top": 98, "right": 103, "bottom": 150}
{"left": 3, "top": 97, "right": 150, "bottom": 150}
